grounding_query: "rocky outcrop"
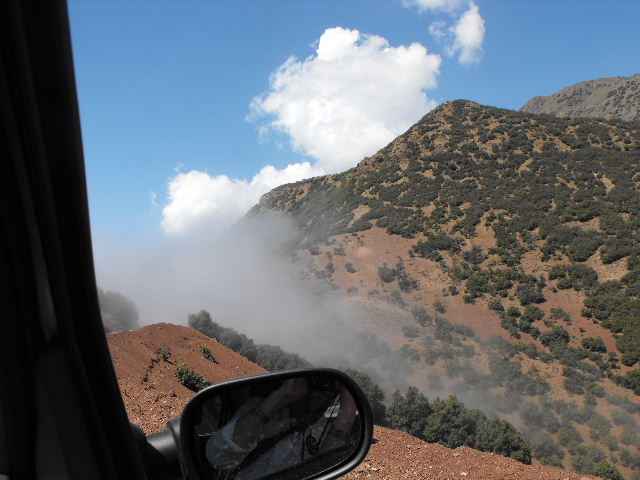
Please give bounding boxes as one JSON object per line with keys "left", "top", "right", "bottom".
{"left": 521, "top": 73, "right": 640, "bottom": 121}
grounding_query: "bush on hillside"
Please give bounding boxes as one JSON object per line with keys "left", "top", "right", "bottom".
{"left": 255, "top": 344, "right": 311, "bottom": 371}
{"left": 200, "top": 345, "right": 218, "bottom": 363}
{"left": 571, "top": 444, "right": 607, "bottom": 475}
{"left": 601, "top": 237, "right": 634, "bottom": 264}
{"left": 174, "top": 363, "right": 211, "bottom": 392}
{"left": 593, "top": 461, "right": 624, "bottom": 480}
{"left": 387, "top": 386, "right": 432, "bottom": 437}
{"left": 540, "top": 325, "right": 570, "bottom": 347}
{"left": 378, "top": 263, "right": 397, "bottom": 283}
{"left": 516, "top": 283, "right": 546, "bottom": 305}
{"left": 522, "top": 429, "right": 564, "bottom": 467}
{"left": 475, "top": 417, "right": 532, "bottom": 464}
{"left": 433, "top": 299, "right": 447, "bottom": 314}
{"left": 411, "top": 306, "right": 433, "bottom": 326}
{"left": 582, "top": 337, "right": 607, "bottom": 353}
{"left": 388, "top": 388, "right": 531, "bottom": 464}
{"left": 557, "top": 423, "right": 583, "bottom": 447}
{"left": 98, "top": 287, "right": 140, "bottom": 331}
{"left": 188, "top": 309, "right": 311, "bottom": 371}
{"left": 549, "top": 263, "right": 598, "bottom": 291}
{"left": 488, "top": 299, "right": 504, "bottom": 311}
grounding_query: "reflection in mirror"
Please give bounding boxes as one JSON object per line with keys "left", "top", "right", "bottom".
{"left": 190, "top": 375, "right": 361, "bottom": 480}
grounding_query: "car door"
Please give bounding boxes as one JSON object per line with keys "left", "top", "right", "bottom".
{"left": 1, "top": 0, "right": 148, "bottom": 478}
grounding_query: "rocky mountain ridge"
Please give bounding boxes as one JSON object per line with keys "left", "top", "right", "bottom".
{"left": 521, "top": 74, "right": 640, "bottom": 122}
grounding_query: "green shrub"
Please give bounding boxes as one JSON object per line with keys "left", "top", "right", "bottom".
{"left": 516, "top": 283, "right": 546, "bottom": 305}
{"left": 540, "top": 325, "right": 570, "bottom": 347}
{"left": 541, "top": 227, "right": 604, "bottom": 262}
{"left": 557, "top": 423, "right": 583, "bottom": 447}
{"left": 475, "top": 417, "right": 532, "bottom": 464}
{"left": 601, "top": 237, "right": 634, "bottom": 264}
{"left": 617, "top": 330, "right": 640, "bottom": 366}
{"left": 254, "top": 344, "right": 311, "bottom": 371}
{"left": 189, "top": 310, "right": 312, "bottom": 371}
{"left": 433, "top": 299, "right": 447, "bottom": 314}
{"left": 571, "top": 444, "right": 607, "bottom": 475}
{"left": 174, "top": 363, "right": 212, "bottom": 392}
{"left": 412, "top": 233, "right": 461, "bottom": 260}
{"left": 378, "top": 263, "right": 397, "bottom": 283}
{"left": 600, "top": 213, "right": 631, "bottom": 237}
{"left": 489, "top": 299, "right": 504, "bottom": 311}
{"left": 402, "top": 324, "right": 420, "bottom": 339}
{"left": 463, "top": 246, "right": 486, "bottom": 265}
{"left": 610, "top": 408, "right": 637, "bottom": 427}
{"left": 549, "top": 264, "right": 598, "bottom": 291}
{"left": 520, "top": 402, "right": 560, "bottom": 433}
{"left": 200, "top": 345, "right": 218, "bottom": 363}
{"left": 387, "top": 386, "right": 432, "bottom": 437}
{"left": 620, "top": 424, "right": 638, "bottom": 445}
{"left": 586, "top": 382, "right": 605, "bottom": 397}
{"left": 564, "top": 376, "right": 585, "bottom": 395}
{"left": 522, "top": 429, "right": 563, "bottom": 467}
{"left": 389, "top": 290, "right": 406, "bottom": 308}
{"left": 411, "top": 306, "right": 433, "bottom": 326}
{"left": 582, "top": 337, "right": 607, "bottom": 353}
{"left": 523, "top": 306, "right": 545, "bottom": 323}
{"left": 587, "top": 413, "right": 612, "bottom": 439}
{"left": 551, "top": 307, "right": 571, "bottom": 322}
{"left": 593, "top": 460, "right": 624, "bottom": 480}
{"left": 398, "top": 271, "right": 419, "bottom": 292}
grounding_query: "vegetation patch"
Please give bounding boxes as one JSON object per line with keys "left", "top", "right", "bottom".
{"left": 174, "top": 363, "right": 211, "bottom": 392}
{"left": 200, "top": 345, "right": 218, "bottom": 363}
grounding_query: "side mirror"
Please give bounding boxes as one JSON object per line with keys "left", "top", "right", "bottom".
{"left": 174, "top": 368, "right": 373, "bottom": 480}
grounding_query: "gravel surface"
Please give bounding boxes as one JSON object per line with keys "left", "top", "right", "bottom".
{"left": 347, "top": 427, "right": 601, "bottom": 480}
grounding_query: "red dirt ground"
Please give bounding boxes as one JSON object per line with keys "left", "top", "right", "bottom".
{"left": 107, "top": 323, "right": 605, "bottom": 480}
{"left": 107, "top": 323, "right": 266, "bottom": 434}
{"left": 347, "top": 426, "right": 600, "bottom": 480}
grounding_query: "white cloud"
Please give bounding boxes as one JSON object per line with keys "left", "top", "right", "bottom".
{"left": 405, "top": 0, "right": 467, "bottom": 13}
{"left": 406, "top": 0, "right": 485, "bottom": 66}
{"left": 428, "top": 20, "right": 448, "bottom": 40}
{"left": 449, "top": 3, "right": 485, "bottom": 64}
{"left": 249, "top": 27, "right": 441, "bottom": 173}
{"left": 162, "top": 27, "right": 445, "bottom": 237}
{"left": 161, "top": 162, "right": 323, "bottom": 235}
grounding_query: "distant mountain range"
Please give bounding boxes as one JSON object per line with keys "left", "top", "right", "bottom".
{"left": 521, "top": 73, "right": 640, "bottom": 122}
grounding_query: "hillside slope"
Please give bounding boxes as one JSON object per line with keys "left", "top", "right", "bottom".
{"left": 107, "top": 323, "right": 603, "bottom": 480}
{"left": 521, "top": 74, "right": 640, "bottom": 122}
{"left": 248, "top": 100, "right": 640, "bottom": 476}
{"left": 107, "top": 323, "right": 266, "bottom": 433}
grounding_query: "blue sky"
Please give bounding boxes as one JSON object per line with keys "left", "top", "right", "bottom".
{"left": 69, "top": 0, "right": 640, "bottom": 244}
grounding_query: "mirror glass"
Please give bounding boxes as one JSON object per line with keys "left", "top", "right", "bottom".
{"left": 188, "top": 375, "right": 362, "bottom": 480}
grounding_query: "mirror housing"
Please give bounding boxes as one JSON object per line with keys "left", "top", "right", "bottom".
{"left": 174, "top": 368, "right": 373, "bottom": 480}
